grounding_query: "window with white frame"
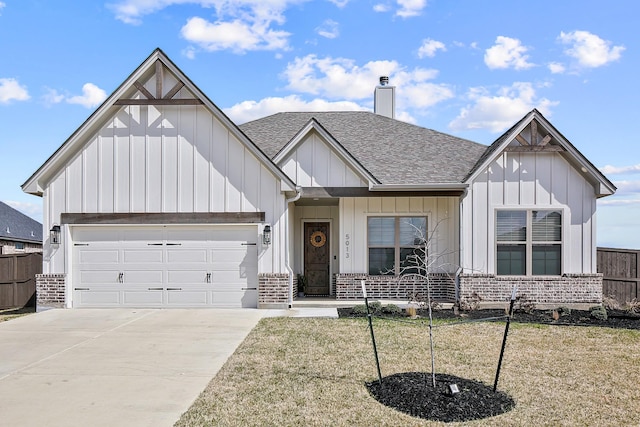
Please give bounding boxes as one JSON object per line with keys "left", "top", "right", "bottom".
{"left": 496, "top": 210, "right": 562, "bottom": 276}
{"left": 368, "top": 217, "right": 427, "bottom": 275}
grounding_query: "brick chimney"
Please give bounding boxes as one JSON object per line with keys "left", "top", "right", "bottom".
{"left": 374, "top": 76, "right": 395, "bottom": 119}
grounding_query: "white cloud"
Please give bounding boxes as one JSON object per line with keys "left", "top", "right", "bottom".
{"left": 224, "top": 95, "right": 366, "bottom": 124}
{"left": 449, "top": 82, "right": 558, "bottom": 133}
{"left": 598, "top": 198, "right": 640, "bottom": 206}
{"left": 396, "top": 0, "right": 427, "bottom": 18}
{"left": 5, "top": 201, "right": 43, "bottom": 222}
{"left": 373, "top": 3, "right": 389, "bottom": 12}
{"left": 417, "top": 38, "right": 446, "bottom": 58}
{"left": 181, "top": 16, "right": 290, "bottom": 53}
{"left": 548, "top": 62, "right": 565, "bottom": 74}
{"left": 611, "top": 180, "right": 640, "bottom": 194}
{"left": 600, "top": 164, "right": 640, "bottom": 175}
{"left": 559, "top": 30, "right": 624, "bottom": 68}
{"left": 316, "top": 19, "right": 339, "bottom": 39}
{"left": 327, "top": 0, "right": 349, "bottom": 7}
{"left": 0, "top": 2, "right": 6, "bottom": 14}
{"left": 484, "top": 36, "right": 534, "bottom": 70}
{"left": 281, "top": 54, "right": 453, "bottom": 111}
{"left": 67, "top": 83, "right": 107, "bottom": 108}
{"left": 42, "top": 88, "right": 65, "bottom": 106}
{"left": 0, "top": 78, "right": 30, "bottom": 103}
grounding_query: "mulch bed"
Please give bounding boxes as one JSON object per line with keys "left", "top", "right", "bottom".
{"left": 366, "top": 372, "right": 515, "bottom": 423}
{"left": 338, "top": 306, "right": 640, "bottom": 330}
{"left": 341, "top": 305, "right": 639, "bottom": 422}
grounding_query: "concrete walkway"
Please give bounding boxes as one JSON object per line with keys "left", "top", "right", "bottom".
{"left": 0, "top": 309, "right": 268, "bottom": 427}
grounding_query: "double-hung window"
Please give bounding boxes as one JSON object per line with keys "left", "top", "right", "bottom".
{"left": 368, "top": 217, "right": 427, "bottom": 275}
{"left": 496, "top": 210, "right": 562, "bottom": 276}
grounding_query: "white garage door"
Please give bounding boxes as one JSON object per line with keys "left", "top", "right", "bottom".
{"left": 72, "top": 225, "right": 258, "bottom": 308}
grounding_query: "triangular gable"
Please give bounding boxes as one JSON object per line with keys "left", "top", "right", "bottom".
{"left": 22, "top": 48, "right": 295, "bottom": 195}
{"left": 464, "top": 109, "right": 616, "bottom": 197}
{"left": 273, "top": 118, "right": 379, "bottom": 187}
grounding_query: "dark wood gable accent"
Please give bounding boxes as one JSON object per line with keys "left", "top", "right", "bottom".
{"left": 61, "top": 212, "right": 265, "bottom": 225}
{"left": 506, "top": 119, "right": 565, "bottom": 152}
{"left": 114, "top": 60, "right": 204, "bottom": 106}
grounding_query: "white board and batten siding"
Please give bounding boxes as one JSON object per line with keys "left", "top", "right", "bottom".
{"left": 280, "top": 131, "right": 368, "bottom": 187}
{"left": 43, "top": 101, "right": 288, "bottom": 280}
{"left": 339, "top": 196, "right": 459, "bottom": 274}
{"left": 461, "top": 151, "right": 597, "bottom": 274}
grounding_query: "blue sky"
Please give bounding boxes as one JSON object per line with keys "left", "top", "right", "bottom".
{"left": 0, "top": 0, "right": 638, "bottom": 249}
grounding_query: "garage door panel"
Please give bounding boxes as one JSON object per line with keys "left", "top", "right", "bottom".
{"left": 123, "top": 270, "right": 163, "bottom": 285}
{"left": 167, "top": 270, "right": 208, "bottom": 284}
{"left": 76, "top": 290, "right": 121, "bottom": 306}
{"left": 123, "top": 290, "right": 164, "bottom": 305}
{"left": 166, "top": 290, "right": 208, "bottom": 306}
{"left": 167, "top": 249, "right": 207, "bottom": 263}
{"left": 78, "top": 250, "right": 120, "bottom": 264}
{"left": 123, "top": 249, "right": 163, "bottom": 263}
{"left": 212, "top": 290, "right": 257, "bottom": 308}
{"left": 79, "top": 271, "right": 120, "bottom": 284}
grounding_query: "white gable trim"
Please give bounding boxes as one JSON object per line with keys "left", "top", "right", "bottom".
{"left": 273, "top": 118, "right": 379, "bottom": 185}
{"left": 464, "top": 110, "right": 616, "bottom": 197}
{"left": 22, "top": 48, "right": 295, "bottom": 196}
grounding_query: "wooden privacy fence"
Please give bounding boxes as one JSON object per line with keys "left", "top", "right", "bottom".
{"left": 0, "top": 252, "right": 42, "bottom": 309}
{"left": 597, "top": 247, "right": 639, "bottom": 304}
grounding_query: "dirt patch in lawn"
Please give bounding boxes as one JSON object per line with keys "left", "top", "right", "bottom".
{"left": 0, "top": 306, "right": 35, "bottom": 322}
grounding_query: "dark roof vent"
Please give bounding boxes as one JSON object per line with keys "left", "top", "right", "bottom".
{"left": 379, "top": 76, "right": 389, "bottom": 86}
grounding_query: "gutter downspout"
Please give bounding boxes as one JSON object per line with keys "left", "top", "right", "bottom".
{"left": 285, "top": 186, "right": 303, "bottom": 307}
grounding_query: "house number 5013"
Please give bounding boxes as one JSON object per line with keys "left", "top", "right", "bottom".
{"left": 345, "top": 233, "right": 350, "bottom": 259}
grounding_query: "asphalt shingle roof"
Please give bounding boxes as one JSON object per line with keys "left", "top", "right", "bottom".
{"left": 0, "top": 201, "right": 43, "bottom": 243}
{"left": 239, "top": 111, "right": 488, "bottom": 185}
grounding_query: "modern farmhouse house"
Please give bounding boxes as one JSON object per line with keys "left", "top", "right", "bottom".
{"left": 23, "top": 49, "right": 615, "bottom": 309}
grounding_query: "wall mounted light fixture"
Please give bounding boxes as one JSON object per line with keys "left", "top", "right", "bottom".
{"left": 263, "top": 225, "right": 271, "bottom": 245}
{"left": 50, "top": 225, "right": 61, "bottom": 245}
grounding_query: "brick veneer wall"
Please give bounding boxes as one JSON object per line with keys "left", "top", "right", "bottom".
{"left": 36, "top": 274, "right": 66, "bottom": 308}
{"left": 335, "top": 273, "right": 456, "bottom": 301}
{"left": 459, "top": 274, "right": 603, "bottom": 304}
{"left": 258, "top": 273, "right": 290, "bottom": 309}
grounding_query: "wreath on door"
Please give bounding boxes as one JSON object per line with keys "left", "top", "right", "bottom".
{"left": 310, "top": 230, "right": 327, "bottom": 248}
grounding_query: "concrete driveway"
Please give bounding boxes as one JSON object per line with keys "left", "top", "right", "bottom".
{"left": 0, "top": 308, "right": 268, "bottom": 427}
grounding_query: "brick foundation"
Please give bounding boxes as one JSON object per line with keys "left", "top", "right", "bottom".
{"left": 36, "top": 274, "right": 66, "bottom": 309}
{"left": 459, "top": 274, "right": 603, "bottom": 305}
{"left": 258, "top": 273, "right": 290, "bottom": 309}
{"left": 335, "top": 274, "right": 456, "bottom": 301}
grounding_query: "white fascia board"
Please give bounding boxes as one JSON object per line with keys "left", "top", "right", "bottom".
{"left": 273, "top": 119, "right": 379, "bottom": 185}
{"left": 463, "top": 111, "right": 535, "bottom": 185}
{"left": 369, "top": 183, "right": 468, "bottom": 191}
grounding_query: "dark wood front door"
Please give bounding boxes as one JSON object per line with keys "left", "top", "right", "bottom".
{"left": 304, "top": 222, "right": 330, "bottom": 296}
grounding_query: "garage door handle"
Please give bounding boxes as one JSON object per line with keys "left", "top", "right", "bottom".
{"left": 74, "top": 288, "right": 90, "bottom": 291}
{"left": 118, "top": 272, "right": 124, "bottom": 283}
{"left": 206, "top": 273, "right": 211, "bottom": 283}
{"left": 242, "top": 287, "right": 257, "bottom": 291}
{"left": 167, "top": 287, "right": 182, "bottom": 291}
{"left": 166, "top": 243, "right": 182, "bottom": 246}
{"left": 241, "top": 243, "right": 257, "bottom": 246}
{"left": 148, "top": 243, "right": 163, "bottom": 246}
{"left": 148, "top": 287, "right": 163, "bottom": 291}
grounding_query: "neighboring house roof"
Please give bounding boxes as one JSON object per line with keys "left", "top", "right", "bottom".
{"left": 239, "top": 112, "right": 488, "bottom": 185}
{"left": 0, "top": 201, "right": 43, "bottom": 244}
{"left": 22, "top": 48, "right": 296, "bottom": 196}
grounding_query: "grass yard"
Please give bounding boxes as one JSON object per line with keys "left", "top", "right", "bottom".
{"left": 0, "top": 307, "right": 35, "bottom": 322}
{"left": 175, "top": 317, "right": 640, "bottom": 426}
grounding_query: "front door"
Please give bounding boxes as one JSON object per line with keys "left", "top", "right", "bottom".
{"left": 304, "top": 222, "right": 330, "bottom": 296}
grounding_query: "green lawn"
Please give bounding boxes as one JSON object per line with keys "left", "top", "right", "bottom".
{"left": 175, "top": 317, "right": 640, "bottom": 426}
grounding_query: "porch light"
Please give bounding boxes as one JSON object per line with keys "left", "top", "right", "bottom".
{"left": 50, "top": 225, "right": 61, "bottom": 245}
{"left": 263, "top": 225, "right": 271, "bottom": 245}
